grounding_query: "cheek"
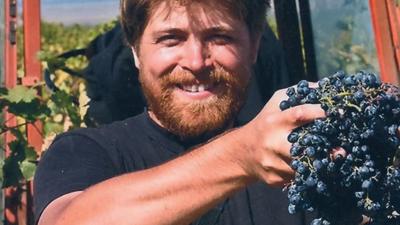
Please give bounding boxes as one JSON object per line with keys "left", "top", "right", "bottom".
{"left": 145, "top": 48, "right": 181, "bottom": 78}
{"left": 213, "top": 47, "right": 253, "bottom": 78}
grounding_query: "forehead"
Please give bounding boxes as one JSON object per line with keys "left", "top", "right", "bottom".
{"left": 146, "top": 2, "right": 245, "bottom": 32}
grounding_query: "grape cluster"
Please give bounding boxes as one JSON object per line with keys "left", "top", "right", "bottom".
{"left": 280, "top": 71, "right": 400, "bottom": 225}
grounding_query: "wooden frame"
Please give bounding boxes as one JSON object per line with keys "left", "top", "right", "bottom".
{"left": 4, "top": 0, "right": 41, "bottom": 224}
{"left": 369, "top": 0, "right": 400, "bottom": 84}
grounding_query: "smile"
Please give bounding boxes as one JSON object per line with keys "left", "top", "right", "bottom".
{"left": 180, "top": 84, "right": 213, "bottom": 93}
{"left": 174, "top": 82, "right": 219, "bottom": 100}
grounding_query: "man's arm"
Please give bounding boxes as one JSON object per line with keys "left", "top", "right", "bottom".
{"left": 38, "top": 90, "right": 325, "bottom": 225}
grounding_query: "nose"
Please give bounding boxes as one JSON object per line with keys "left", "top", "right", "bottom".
{"left": 179, "top": 39, "right": 212, "bottom": 73}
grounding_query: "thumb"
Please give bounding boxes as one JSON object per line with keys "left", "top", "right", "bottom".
{"left": 281, "top": 104, "right": 326, "bottom": 127}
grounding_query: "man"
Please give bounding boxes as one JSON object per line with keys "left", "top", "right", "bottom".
{"left": 34, "top": 0, "right": 325, "bottom": 224}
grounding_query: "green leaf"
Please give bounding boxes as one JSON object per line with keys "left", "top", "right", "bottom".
{"left": 8, "top": 99, "right": 51, "bottom": 122}
{"left": 0, "top": 87, "right": 7, "bottom": 96}
{"left": 67, "top": 106, "right": 82, "bottom": 127}
{"left": 20, "top": 160, "right": 36, "bottom": 181}
{"left": 2, "top": 157, "right": 23, "bottom": 188}
{"left": 3, "top": 85, "right": 37, "bottom": 103}
{"left": 51, "top": 90, "right": 72, "bottom": 106}
{"left": 0, "top": 160, "right": 4, "bottom": 184}
{"left": 25, "top": 146, "right": 38, "bottom": 162}
{"left": 8, "top": 140, "right": 27, "bottom": 161}
{"left": 44, "top": 121, "right": 64, "bottom": 135}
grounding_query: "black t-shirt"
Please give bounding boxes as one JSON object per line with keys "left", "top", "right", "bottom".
{"left": 34, "top": 112, "right": 309, "bottom": 225}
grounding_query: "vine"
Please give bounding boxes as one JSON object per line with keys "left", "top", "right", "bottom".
{"left": 1, "top": 20, "right": 116, "bottom": 194}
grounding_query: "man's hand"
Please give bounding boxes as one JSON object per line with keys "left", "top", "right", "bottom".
{"left": 235, "top": 88, "right": 326, "bottom": 186}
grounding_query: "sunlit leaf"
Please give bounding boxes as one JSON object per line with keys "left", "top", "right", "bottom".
{"left": 3, "top": 85, "right": 37, "bottom": 103}
{"left": 0, "top": 160, "right": 4, "bottom": 184}
{"left": 20, "top": 160, "right": 36, "bottom": 181}
{"left": 25, "top": 146, "right": 38, "bottom": 162}
{"left": 44, "top": 121, "right": 64, "bottom": 135}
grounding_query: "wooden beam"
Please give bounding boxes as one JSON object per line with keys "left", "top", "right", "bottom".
{"left": 22, "top": 0, "right": 43, "bottom": 154}
{"left": 386, "top": 0, "right": 400, "bottom": 73}
{"left": 369, "top": 0, "right": 400, "bottom": 84}
{"left": 4, "top": 0, "right": 18, "bottom": 224}
{"left": 22, "top": 1, "right": 42, "bottom": 224}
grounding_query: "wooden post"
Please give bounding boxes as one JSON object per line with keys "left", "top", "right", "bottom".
{"left": 4, "top": 0, "right": 42, "bottom": 224}
{"left": 4, "top": 0, "right": 18, "bottom": 224}
{"left": 369, "top": 0, "right": 400, "bottom": 84}
{"left": 22, "top": 0, "right": 43, "bottom": 152}
{"left": 22, "top": 0, "right": 42, "bottom": 224}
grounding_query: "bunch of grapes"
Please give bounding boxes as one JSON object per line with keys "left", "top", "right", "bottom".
{"left": 280, "top": 71, "right": 400, "bottom": 225}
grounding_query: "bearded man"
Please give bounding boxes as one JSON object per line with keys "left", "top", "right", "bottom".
{"left": 34, "top": 1, "right": 325, "bottom": 225}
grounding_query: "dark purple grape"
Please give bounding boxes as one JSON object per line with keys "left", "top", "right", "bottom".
{"left": 281, "top": 71, "right": 400, "bottom": 225}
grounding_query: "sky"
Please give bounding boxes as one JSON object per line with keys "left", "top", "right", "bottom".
{"left": 39, "top": 0, "right": 119, "bottom": 25}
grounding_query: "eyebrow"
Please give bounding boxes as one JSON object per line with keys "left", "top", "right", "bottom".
{"left": 152, "top": 25, "right": 235, "bottom": 37}
{"left": 152, "top": 28, "right": 187, "bottom": 37}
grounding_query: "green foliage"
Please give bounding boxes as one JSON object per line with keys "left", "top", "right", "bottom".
{"left": 2, "top": 19, "right": 116, "bottom": 192}
{"left": 0, "top": 84, "right": 78, "bottom": 188}
{"left": 3, "top": 86, "right": 37, "bottom": 103}
{"left": 311, "top": 0, "right": 379, "bottom": 77}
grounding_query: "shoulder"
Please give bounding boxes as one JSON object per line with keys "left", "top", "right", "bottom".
{"left": 41, "top": 113, "right": 149, "bottom": 167}
{"left": 53, "top": 112, "right": 147, "bottom": 150}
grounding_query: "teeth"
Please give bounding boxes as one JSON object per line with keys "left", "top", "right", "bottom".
{"left": 198, "top": 84, "right": 205, "bottom": 92}
{"left": 182, "top": 84, "right": 210, "bottom": 92}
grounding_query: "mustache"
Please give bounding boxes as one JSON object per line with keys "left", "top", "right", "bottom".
{"left": 161, "top": 66, "right": 235, "bottom": 87}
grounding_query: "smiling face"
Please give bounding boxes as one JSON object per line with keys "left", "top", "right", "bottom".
{"left": 134, "top": 2, "right": 261, "bottom": 140}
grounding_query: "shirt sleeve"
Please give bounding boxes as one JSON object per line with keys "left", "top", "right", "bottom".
{"left": 33, "top": 133, "right": 119, "bottom": 224}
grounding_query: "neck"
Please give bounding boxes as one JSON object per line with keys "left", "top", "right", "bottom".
{"left": 147, "top": 110, "right": 235, "bottom": 142}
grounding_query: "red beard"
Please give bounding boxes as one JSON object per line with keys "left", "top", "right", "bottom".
{"left": 139, "top": 65, "right": 249, "bottom": 140}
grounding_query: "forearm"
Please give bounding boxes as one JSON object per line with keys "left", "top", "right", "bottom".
{"left": 53, "top": 128, "right": 254, "bottom": 225}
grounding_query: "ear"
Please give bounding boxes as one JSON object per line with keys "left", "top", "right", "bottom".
{"left": 250, "top": 33, "right": 262, "bottom": 64}
{"left": 131, "top": 47, "right": 141, "bottom": 69}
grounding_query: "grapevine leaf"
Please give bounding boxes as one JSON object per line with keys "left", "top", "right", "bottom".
{"left": 51, "top": 90, "right": 72, "bottom": 106}
{"left": 3, "top": 85, "right": 37, "bottom": 103}
{"left": 0, "top": 87, "right": 7, "bottom": 95}
{"left": 8, "top": 140, "right": 26, "bottom": 162}
{"left": 20, "top": 160, "right": 36, "bottom": 181}
{"left": 0, "top": 160, "right": 4, "bottom": 184}
{"left": 25, "top": 146, "right": 38, "bottom": 162}
{"left": 7, "top": 99, "right": 51, "bottom": 122}
{"left": 2, "top": 157, "right": 22, "bottom": 188}
{"left": 44, "top": 122, "right": 64, "bottom": 135}
{"left": 67, "top": 106, "right": 82, "bottom": 127}
{"left": 51, "top": 90, "right": 81, "bottom": 127}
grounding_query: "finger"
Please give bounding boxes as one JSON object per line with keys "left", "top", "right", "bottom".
{"left": 258, "top": 160, "right": 295, "bottom": 187}
{"left": 309, "top": 82, "right": 318, "bottom": 88}
{"left": 360, "top": 215, "right": 371, "bottom": 225}
{"left": 263, "top": 88, "right": 288, "bottom": 114}
{"left": 280, "top": 104, "right": 326, "bottom": 127}
{"left": 331, "top": 147, "right": 347, "bottom": 159}
{"left": 264, "top": 82, "right": 319, "bottom": 114}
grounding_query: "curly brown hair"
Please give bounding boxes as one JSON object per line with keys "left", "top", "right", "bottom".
{"left": 120, "top": 0, "right": 271, "bottom": 49}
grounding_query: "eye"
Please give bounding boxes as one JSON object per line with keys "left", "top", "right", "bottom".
{"left": 208, "top": 34, "right": 233, "bottom": 45}
{"left": 155, "top": 34, "right": 183, "bottom": 47}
